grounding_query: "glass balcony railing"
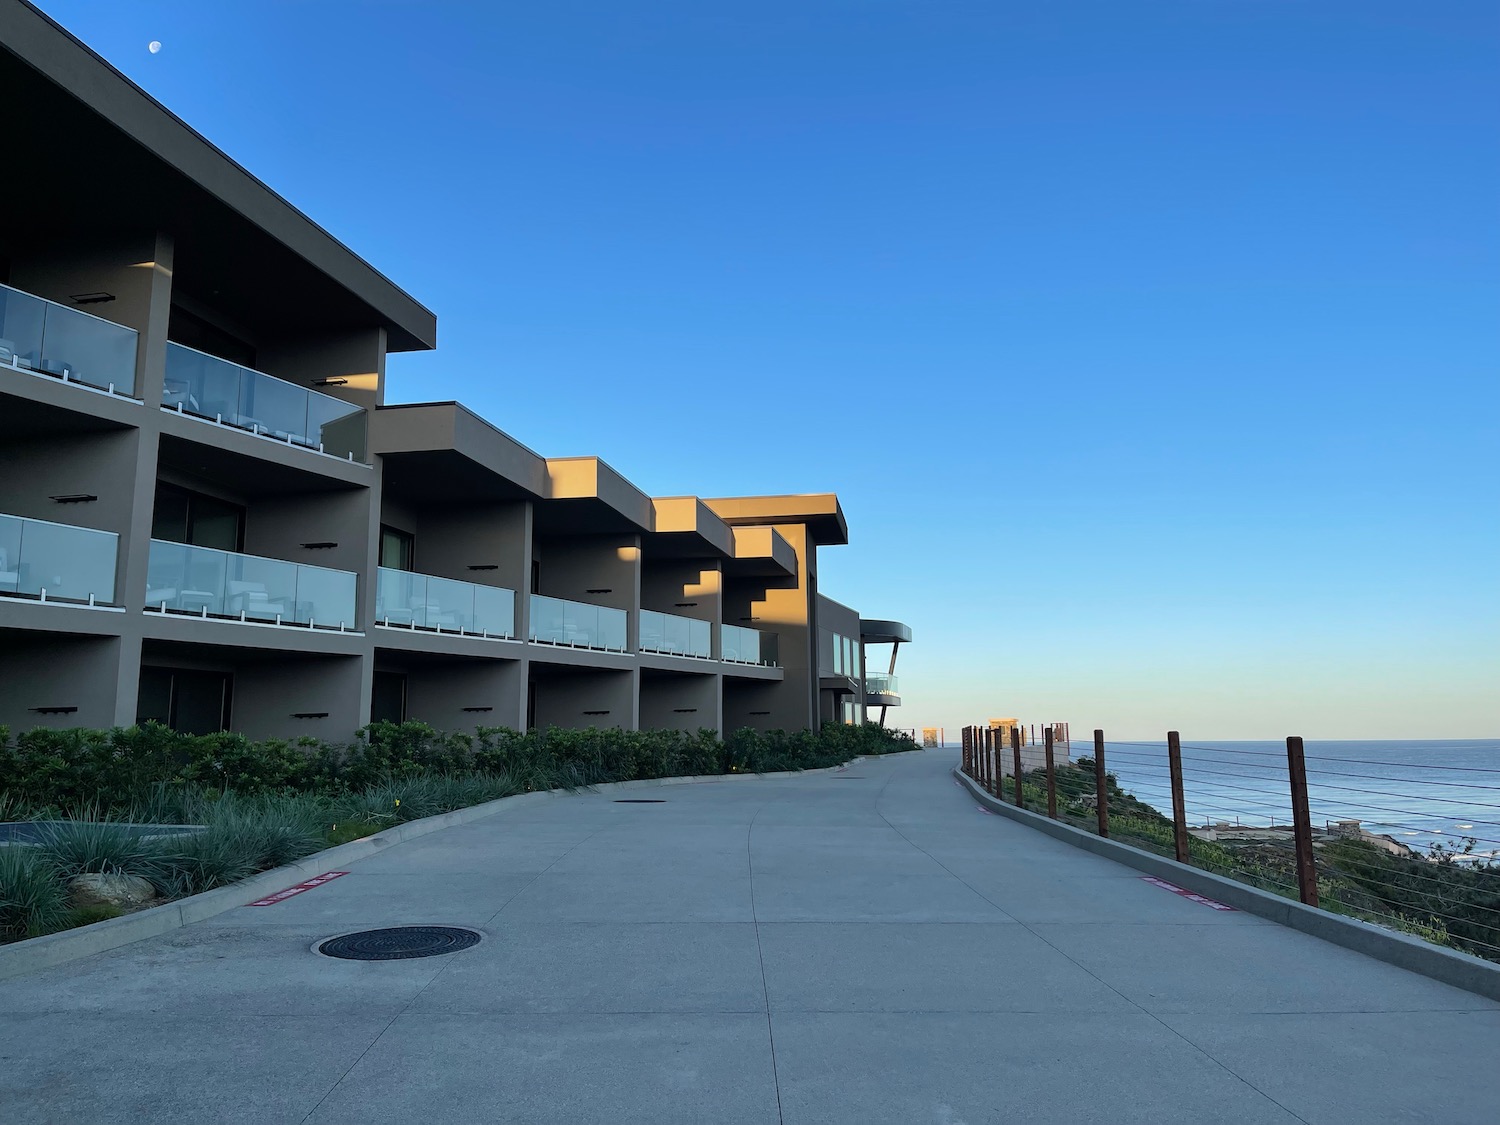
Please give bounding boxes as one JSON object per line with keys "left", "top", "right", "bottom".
{"left": 721, "top": 624, "right": 779, "bottom": 667}
{"left": 163, "top": 342, "right": 368, "bottom": 462}
{"left": 0, "top": 512, "right": 118, "bottom": 605}
{"left": 865, "top": 673, "right": 900, "bottom": 695}
{"left": 0, "top": 281, "right": 139, "bottom": 396}
{"left": 376, "top": 568, "right": 516, "bottom": 639}
{"left": 529, "top": 594, "right": 627, "bottom": 652}
{"left": 146, "top": 540, "right": 358, "bottom": 630}
{"left": 639, "top": 609, "right": 712, "bottom": 659}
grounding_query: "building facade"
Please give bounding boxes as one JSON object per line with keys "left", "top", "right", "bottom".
{"left": 0, "top": 2, "right": 911, "bottom": 742}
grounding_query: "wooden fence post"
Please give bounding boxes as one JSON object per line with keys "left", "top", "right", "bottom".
{"left": 1167, "top": 730, "right": 1189, "bottom": 864}
{"left": 1093, "top": 729, "right": 1109, "bottom": 838}
{"left": 1286, "top": 736, "right": 1320, "bottom": 907}
{"left": 1044, "top": 726, "right": 1057, "bottom": 818}
{"left": 1011, "top": 727, "right": 1024, "bottom": 809}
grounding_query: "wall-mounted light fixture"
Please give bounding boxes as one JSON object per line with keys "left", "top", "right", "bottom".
{"left": 672, "top": 708, "right": 698, "bottom": 714}
{"left": 586, "top": 588, "right": 612, "bottom": 595}
{"left": 312, "top": 377, "right": 349, "bottom": 388}
{"left": 69, "top": 292, "right": 115, "bottom": 306}
{"left": 292, "top": 712, "right": 329, "bottom": 719}
{"left": 301, "top": 542, "right": 338, "bottom": 550}
{"left": 674, "top": 602, "right": 698, "bottom": 608}
{"left": 749, "top": 710, "right": 771, "bottom": 716}
{"left": 50, "top": 494, "right": 98, "bottom": 504}
{"left": 583, "top": 709, "right": 611, "bottom": 716}
{"left": 30, "top": 705, "right": 78, "bottom": 715}
{"left": 462, "top": 706, "right": 493, "bottom": 713}
{"left": 467, "top": 564, "right": 498, "bottom": 571}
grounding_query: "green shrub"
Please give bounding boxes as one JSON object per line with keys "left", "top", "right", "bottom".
{"left": 34, "top": 815, "right": 160, "bottom": 878}
{"left": 0, "top": 847, "right": 69, "bottom": 938}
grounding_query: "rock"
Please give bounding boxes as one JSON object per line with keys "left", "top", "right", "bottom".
{"left": 69, "top": 873, "right": 159, "bottom": 909}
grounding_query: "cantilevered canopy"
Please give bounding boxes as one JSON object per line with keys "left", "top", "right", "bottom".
{"left": 0, "top": 2, "right": 436, "bottom": 352}
{"left": 860, "top": 619, "right": 913, "bottom": 644}
{"left": 645, "top": 498, "right": 736, "bottom": 559}
{"left": 702, "top": 494, "right": 849, "bottom": 547}
{"left": 371, "top": 403, "right": 549, "bottom": 503}
{"left": 537, "top": 458, "right": 653, "bottom": 535}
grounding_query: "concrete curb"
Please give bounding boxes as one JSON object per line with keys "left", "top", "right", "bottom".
{"left": 953, "top": 767, "right": 1500, "bottom": 1003}
{"left": 0, "top": 751, "right": 919, "bottom": 981}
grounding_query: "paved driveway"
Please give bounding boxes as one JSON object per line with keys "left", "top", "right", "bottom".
{"left": 3, "top": 751, "right": 1497, "bottom": 1124}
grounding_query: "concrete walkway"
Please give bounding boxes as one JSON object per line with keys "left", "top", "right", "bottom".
{"left": 3, "top": 751, "right": 1497, "bottom": 1124}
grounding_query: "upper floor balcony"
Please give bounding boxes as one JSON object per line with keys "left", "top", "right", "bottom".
{"left": 639, "top": 609, "right": 712, "bottom": 659}
{"left": 376, "top": 567, "right": 516, "bottom": 640}
{"left": 529, "top": 594, "right": 628, "bottom": 653}
{"left": 163, "top": 342, "right": 367, "bottom": 463}
{"left": 865, "top": 673, "right": 900, "bottom": 696}
{"left": 0, "top": 511, "right": 118, "bottom": 607}
{"left": 722, "top": 623, "right": 779, "bottom": 667}
{"left": 145, "top": 540, "right": 358, "bottom": 631}
{"left": 0, "top": 281, "right": 139, "bottom": 399}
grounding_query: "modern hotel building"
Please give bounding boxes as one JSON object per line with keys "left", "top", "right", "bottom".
{"left": 0, "top": 2, "right": 911, "bottom": 742}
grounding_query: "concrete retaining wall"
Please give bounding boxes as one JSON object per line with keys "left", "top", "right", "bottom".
{"left": 953, "top": 767, "right": 1500, "bottom": 1003}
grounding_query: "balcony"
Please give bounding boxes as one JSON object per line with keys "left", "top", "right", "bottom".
{"left": 722, "top": 624, "right": 779, "bottom": 667}
{"left": 375, "top": 568, "right": 516, "bottom": 640}
{"left": 0, "top": 281, "right": 139, "bottom": 398}
{"left": 163, "top": 342, "right": 367, "bottom": 462}
{"left": 639, "top": 609, "right": 711, "bottom": 659}
{"left": 0, "top": 512, "right": 118, "bottom": 606}
{"left": 529, "top": 594, "right": 627, "bottom": 653}
{"left": 865, "top": 673, "right": 900, "bottom": 695}
{"left": 145, "top": 540, "right": 358, "bottom": 630}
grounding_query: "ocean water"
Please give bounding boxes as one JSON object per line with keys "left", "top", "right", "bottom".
{"left": 1069, "top": 739, "right": 1500, "bottom": 860}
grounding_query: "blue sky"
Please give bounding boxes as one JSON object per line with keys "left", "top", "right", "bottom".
{"left": 41, "top": 1, "right": 1498, "bottom": 738}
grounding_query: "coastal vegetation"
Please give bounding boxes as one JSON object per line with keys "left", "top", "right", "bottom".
{"left": 993, "top": 757, "right": 1500, "bottom": 963}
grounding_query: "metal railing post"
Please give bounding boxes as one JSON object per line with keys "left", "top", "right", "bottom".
{"left": 1167, "top": 731, "right": 1189, "bottom": 864}
{"left": 1286, "top": 735, "right": 1320, "bottom": 907}
{"left": 1094, "top": 728, "right": 1109, "bottom": 838}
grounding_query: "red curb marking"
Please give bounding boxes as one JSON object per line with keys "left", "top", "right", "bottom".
{"left": 248, "top": 871, "right": 349, "bottom": 906}
{"left": 1140, "top": 876, "right": 1235, "bottom": 911}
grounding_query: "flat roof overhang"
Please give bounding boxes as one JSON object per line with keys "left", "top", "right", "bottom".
{"left": 645, "top": 497, "right": 735, "bottom": 560}
{"left": 0, "top": 3, "right": 436, "bottom": 352}
{"left": 860, "top": 619, "right": 914, "bottom": 644}
{"left": 702, "top": 494, "right": 849, "bottom": 547}
{"left": 819, "top": 674, "right": 859, "bottom": 696}
{"left": 372, "top": 403, "right": 548, "bottom": 503}
{"left": 537, "top": 457, "right": 653, "bottom": 536}
{"left": 724, "top": 527, "right": 798, "bottom": 579}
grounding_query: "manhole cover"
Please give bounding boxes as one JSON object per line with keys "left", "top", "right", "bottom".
{"left": 317, "top": 926, "right": 481, "bottom": 961}
{"left": 614, "top": 799, "right": 665, "bottom": 803}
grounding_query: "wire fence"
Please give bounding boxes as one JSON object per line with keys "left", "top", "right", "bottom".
{"left": 958, "top": 727, "right": 1500, "bottom": 964}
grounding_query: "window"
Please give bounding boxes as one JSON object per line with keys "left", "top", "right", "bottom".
{"left": 136, "top": 667, "right": 232, "bottom": 734}
{"left": 152, "top": 482, "right": 244, "bottom": 551}
{"left": 379, "top": 525, "right": 415, "bottom": 571}
{"left": 371, "top": 671, "right": 407, "bottom": 724}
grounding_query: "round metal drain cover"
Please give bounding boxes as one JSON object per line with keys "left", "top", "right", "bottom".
{"left": 318, "top": 926, "right": 481, "bottom": 961}
{"left": 614, "top": 798, "right": 665, "bottom": 803}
